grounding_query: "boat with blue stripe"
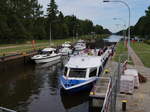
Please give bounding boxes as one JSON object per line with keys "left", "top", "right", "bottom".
{"left": 60, "top": 55, "right": 104, "bottom": 93}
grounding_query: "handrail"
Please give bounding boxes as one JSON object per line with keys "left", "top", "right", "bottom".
{"left": 0, "top": 107, "right": 16, "bottom": 112}
{"left": 101, "top": 77, "right": 112, "bottom": 112}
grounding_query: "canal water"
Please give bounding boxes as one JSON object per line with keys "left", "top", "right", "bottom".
{"left": 0, "top": 35, "right": 122, "bottom": 112}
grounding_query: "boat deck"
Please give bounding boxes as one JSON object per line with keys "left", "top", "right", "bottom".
{"left": 89, "top": 57, "right": 119, "bottom": 110}
{"left": 90, "top": 77, "right": 111, "bottom": 98}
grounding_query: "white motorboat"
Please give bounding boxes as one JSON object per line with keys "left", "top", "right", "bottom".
{"left": 60, "top": 55, "right": 103, "bottom": 93}
{"left": 31, "top": 48, "right": 61, "bottom": 64}
{"left": 62, "top": 41, "right": 71, "bottom": 47}
{"left": 59, "top": 42, "right": 72, "bottom": 56}
{"left": 60, "top": 47, "right": 112, "bottom": 93}
{"left": 74, "top": 40, "right": 86, "bottom": 51}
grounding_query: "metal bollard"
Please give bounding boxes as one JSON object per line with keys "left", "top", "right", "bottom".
{"left": 122, "top": 100, "right": 127, "bottom": 111}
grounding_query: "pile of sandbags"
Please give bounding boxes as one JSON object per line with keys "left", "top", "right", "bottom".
{"left": 124, "top": 69, "right": 140, "bottom": 88}
{"left": 138, "top": 73, "right": 147, "bottom": 83}
{"left": 120, "top": 75, "right": 134, "bottom": 94}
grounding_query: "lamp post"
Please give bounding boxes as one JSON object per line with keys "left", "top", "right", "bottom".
{"left": 76, "top": 24, "right": 79, "bottom": 40}
{"left": 103, "top": 0, "right": 131, "bottom": 60}
{"left": 49, "top": 23, "right": 52, "bottom": 47}
{"left": 49, "top": 20, "right": 60, "bottom": 47}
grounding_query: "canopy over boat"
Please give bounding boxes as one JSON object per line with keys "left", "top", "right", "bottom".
{"left": 62, "top": 43, "right": 71, "bottom": 47}
{"left": 77, "top": 39, "right": 85, "bottom": 43}
{"left": 65, "top": 56, "right": 103, "bottom": 68}
{"left": 42, "top": 48, "right": 56, "bottom": 52}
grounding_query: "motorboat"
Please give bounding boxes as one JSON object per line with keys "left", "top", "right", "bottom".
{"left": 62, "top": 41, "right": 71, "bottom": 48}
{"left": 74, "top": 40, "right": 86, "bottom": 51}
{"left": 59, "top": 42, "right": 72, "bottom": 56}
{"left": 60, "top": 56, "right": 104, "bottom": 93}
{"left": 59, "top": 47, "right": 72, "bottom": 56}
{"left": 31, "top": 48, "right": 61, "bottom": 64}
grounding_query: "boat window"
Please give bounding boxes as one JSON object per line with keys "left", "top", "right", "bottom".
{"left": 69, "top": 68, "right": 86, "bottom": 78}
{"left": 54, "top": 50, "right": 57, "bottom": 53}
{"left": 64, "top": 67, "right": 68, "bottom": 76}
{"left": 40, "top": 51, "right": 47, "bottom": 54}
{"left": 49, "top": 51, "right": 52, "bottom": 54}
{"left": 41, "top": 51, "right": 52, "bottom": 54}
{"left": 89, "top": 68, "right": 97, "bottom": 77}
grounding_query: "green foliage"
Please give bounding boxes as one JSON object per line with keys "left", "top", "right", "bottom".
{"left": 113, "top": 42, "right": 128, "bottom": 62}
{"left": 117, "top": 5, "right": 150, "bottom": 40}
{"left": 131, "top": 42, "right": 150, "bottom": 67}
{"left": 0, "top": 0, "right": 111, "bottom": 44}
{"left": 133, "top": 6, "right": 150, "bottom": 39}
{"left": 47, "top": 0, "right": 58, "bottom": 22}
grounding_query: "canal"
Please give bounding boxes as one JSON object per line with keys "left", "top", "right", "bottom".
{"left": 0, "top": 35, "right": 122, "bottom": 112}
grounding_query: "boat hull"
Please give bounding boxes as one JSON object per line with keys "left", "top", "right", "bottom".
{"left": 61, "top": 81, "right": 94, "bottom": 93}
{"left": 60, "top": 77, "right": 97, "bottom": 93}
{"left": 34, "top": 55, "right": 61, "bottom": 64}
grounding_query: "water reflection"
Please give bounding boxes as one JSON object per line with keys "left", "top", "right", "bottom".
{"left": 0, "top": 58, "right": 90, "bottom": 112}
{"left": 60, "top": 91, "right": 90, "bottom": 112}
{"left": 104, "top": 35, "right": 123, "bottom": 42}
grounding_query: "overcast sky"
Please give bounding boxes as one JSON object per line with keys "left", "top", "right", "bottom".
{"left": 38, "top": 0, "right": 150, "bottom": 33}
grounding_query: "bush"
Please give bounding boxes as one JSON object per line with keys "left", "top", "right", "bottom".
{"left": 144, "top": 39, "right": 150, "bottom": 44}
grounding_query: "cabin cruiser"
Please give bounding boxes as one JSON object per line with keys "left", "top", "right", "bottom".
{"left": 59, "top": 42, "right": 72, "bottom": 56}
{"left": 74, "top": 40, "right": 86, "bottom": 51}
{"left": 31, "top": 48, "right": 61, "bottom": 64}
{"left": 60, "top": 56, "right": 103, "bottom": 93}
{"left": 62, "top": 41, "right": 71, "bottom": 47}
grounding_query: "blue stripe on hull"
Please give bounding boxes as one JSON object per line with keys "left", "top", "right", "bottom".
{"left": 61, "top": 81, "right": 94, "bottom": 93}
{"left": 60, "top": 76, "right": 96, "bottom": 93}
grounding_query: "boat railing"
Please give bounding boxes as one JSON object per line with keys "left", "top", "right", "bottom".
{"left": 0, "top": 107, "right": 16, "bottom": 112}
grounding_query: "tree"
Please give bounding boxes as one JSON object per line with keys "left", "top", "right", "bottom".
{"left": 47, "top": 0, "right": 58, "bottom": 22}
{"left": 93, "top": 25, "right": 104, "bottom": 34}
{"left": 0, "top": 0, "right": 111, "bottom": 43}
{"left": 145, "top": 6, "right": 150, "bottom": 16}
{"left": 116, "top": 5, "right": 150, "bottom": 40}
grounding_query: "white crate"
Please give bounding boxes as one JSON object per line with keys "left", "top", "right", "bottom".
{"left": 124, "top": 69, "right": 139, "bottom": 88}
{"left": 120, "top": 75, "right": 134, "bottom": 94}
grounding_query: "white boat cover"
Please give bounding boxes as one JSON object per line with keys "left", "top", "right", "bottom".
{"left": 124, "top": 69, "right": 139, "bottom": 88}
{"left": 120, "top": 75, "right": 134, "bottom": 94}
{"left": 124, "top": 69, "right": 138, "bottom": 76}
{"left": 42, "top": 48, "right": 56, "bottom": 52}
{"left": 62, "top": 42, "right": 71, "bottom": 47}
{"left": 65, "top": 56, "right": 103, "bottom": 68}
{"left": 77, "top": 39, "right": 85, "bottom": 43}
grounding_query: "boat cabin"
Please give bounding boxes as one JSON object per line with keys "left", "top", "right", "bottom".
{"left": 40, "top": 48, "right": 57, "bottom": 55}
{"left": 63, "top": 56, "right": 103, "bottom": 79}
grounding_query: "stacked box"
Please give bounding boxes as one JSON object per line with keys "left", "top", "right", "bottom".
{"left": 124, "top": 69, "right": 139, "bottom": 88}
{"left": 120, "top": 75, "right": 134, "bottom": 94}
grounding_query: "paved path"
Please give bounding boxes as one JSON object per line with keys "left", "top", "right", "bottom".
{"left": 128, "top": 45, "right": 144, "bottom": 66}
{"left": 116, "top": 78, "right": 150, "bottom": 112}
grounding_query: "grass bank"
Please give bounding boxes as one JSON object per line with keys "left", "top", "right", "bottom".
{"left": 0, "top": 34, "right": 108, "bottom": 56}
{"left": 131, "top": 42, "right": 150, "bottom": 68}
{"left": 113, "top": 42, "right": 128, "bottom": 63}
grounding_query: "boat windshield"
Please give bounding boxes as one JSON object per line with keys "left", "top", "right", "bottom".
{"left": 41, "top": 51, "right": 52, "bottom": 54}
{"left": 69, "top": 68, "right": 86, "bottom": 78}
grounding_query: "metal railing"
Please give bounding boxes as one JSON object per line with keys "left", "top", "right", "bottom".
{"left": 0, "top": 107, "right": 16, "bottom": 112}
{"left": 100, "top": 54, "right": 127, "bottom": 112}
